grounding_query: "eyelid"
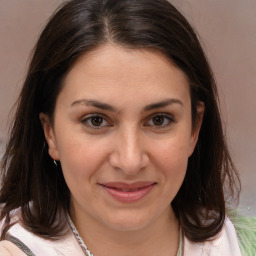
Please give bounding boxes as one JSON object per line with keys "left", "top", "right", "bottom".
{"left": 81, "top": 113, "right": 112, "bottom": 128}
{"left": 79, "top": 112, "right": 175, "bottom": 130}
{"left": 144, "top": 112, "right": 175, "bottom": 127}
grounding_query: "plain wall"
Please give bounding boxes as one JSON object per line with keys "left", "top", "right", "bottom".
{"left": 0, "top": 0, "right": 255, "bottom": 215}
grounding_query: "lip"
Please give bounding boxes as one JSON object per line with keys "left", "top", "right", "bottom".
{"left": 99, "top": 182, "right": 156, "bottom": 203}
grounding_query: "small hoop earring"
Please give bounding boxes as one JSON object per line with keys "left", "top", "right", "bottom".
{"left": 53, "top": 160, "right": 57, "bottom": 166}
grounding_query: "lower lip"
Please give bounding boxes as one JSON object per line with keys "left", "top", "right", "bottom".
{"left": 102, "top": 184, "right": 155, "bottom": 203}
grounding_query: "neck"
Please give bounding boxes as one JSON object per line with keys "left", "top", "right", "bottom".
{"left": 70, "top": 206, "right": 180, "bottom": 256}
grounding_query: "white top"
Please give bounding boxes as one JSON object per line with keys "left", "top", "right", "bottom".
{"left": 0, "top": 216, "right": 241, "bottom": 256}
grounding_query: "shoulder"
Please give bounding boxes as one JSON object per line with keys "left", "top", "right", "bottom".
{"left": 0, "top": 208, "right": 84, "bottom": 256}
{"left": 0, "top": 209, "right": 26, "bottom": 256}
{"left": 0, "top": 241, "right": 26, "bottom": 256}
{"left": 184, "top": 216, "right": 242, "bottom": 256}
{"left": 0, "top": 242, "right": 11, "bottom": 256}
{"left": 1, "top": 219, "right": 84, "bottom": 256}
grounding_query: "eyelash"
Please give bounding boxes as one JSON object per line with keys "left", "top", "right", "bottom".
{"left": 80, "top": 113, "right": 175, "bottom": 129}
{"left": 145, "top": 113, "right": 175, "bottom": 128}
{"left": 81, "top": 114, "right": 111, "bottom": 129}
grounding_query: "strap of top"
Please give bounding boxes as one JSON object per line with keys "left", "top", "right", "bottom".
{"left": 5, "top": 234, "right": 36, "bottom": 256}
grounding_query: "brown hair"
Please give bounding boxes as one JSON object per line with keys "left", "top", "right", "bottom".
{"left": 0, "top": 0, "right": 240, "bottom": 242}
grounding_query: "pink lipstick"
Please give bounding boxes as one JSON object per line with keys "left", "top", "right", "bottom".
{"left": 100, "top": 182, "right": 156, "bottom": 203}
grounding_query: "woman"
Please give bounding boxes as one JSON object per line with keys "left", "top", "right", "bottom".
{"left": 0, "top": 0, "right": 253, "bottom": 255}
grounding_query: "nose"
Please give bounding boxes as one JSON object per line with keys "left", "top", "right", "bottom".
{"left": 109, "top": 127, "right": 149, "bottom": 175}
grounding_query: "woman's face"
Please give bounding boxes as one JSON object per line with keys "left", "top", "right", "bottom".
{"left": 41, "top": 44, "right": 203, "bottom": 232}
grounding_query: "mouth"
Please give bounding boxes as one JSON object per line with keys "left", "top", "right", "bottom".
{"left": 99, "top": 182, "right": 156, "bottom": 203}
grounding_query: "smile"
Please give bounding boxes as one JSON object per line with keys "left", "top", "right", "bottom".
{"left": 99, "top": 182, "right": 156, "bottom": 203}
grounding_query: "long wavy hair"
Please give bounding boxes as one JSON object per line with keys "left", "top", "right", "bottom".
{"left": 0, "top": 0, "right": 240, "bottom": 242}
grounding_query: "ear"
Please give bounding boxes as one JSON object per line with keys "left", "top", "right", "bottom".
{"left": 39, "top": 113, "right": 60, "bottom": 160}
{"left": 188, "top": 102, "right": 205, "bottom": 156}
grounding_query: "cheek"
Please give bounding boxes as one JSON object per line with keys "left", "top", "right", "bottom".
{"left": 159, "top": 149, "right": 188, "bottom": 179}
{"left": 56, "top": 135, "right": 110, "bottom": 183}
{"left": 151, "top": 136, "right": 190, "bottom": 182}
{"left": 57, "top": 141, "right": 103, "bottom": 203}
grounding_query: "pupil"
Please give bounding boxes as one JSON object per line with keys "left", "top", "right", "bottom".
{"left": 153, "top": 116, "right": 164, "bottom": 126}
{"left": 91, "top": 116, "right": 103, "bottom": 126}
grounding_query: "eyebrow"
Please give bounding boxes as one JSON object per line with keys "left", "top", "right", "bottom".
{"left": 71, "top": 98, "right": 183, "bottom": 112}
{"left": 143, "top": 98, "right": 183, "bottom": 111}
{"left": 71, "top": 99, "right": 118, "bottom": 112}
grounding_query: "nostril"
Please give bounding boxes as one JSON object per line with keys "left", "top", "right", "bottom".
{"left": 108, "top": 132, "right": 149, "bottom": 173}
{"left": 108, "top": 152, "right": 149, "bottom": 175}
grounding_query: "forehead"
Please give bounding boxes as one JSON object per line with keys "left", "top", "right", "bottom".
{"left": 59, "top": 44, "right": 190, "bottom": 108}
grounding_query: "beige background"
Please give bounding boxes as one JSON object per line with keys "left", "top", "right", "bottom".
{"left": 0, "top": 0, "right": 255, "bottom": 215}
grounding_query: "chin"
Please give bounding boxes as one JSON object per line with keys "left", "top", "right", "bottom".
{"left": 102, "top": 212, "right": 154, "bottom": 232}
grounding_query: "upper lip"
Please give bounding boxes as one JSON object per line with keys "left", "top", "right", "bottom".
{"left": 99, "top": 182, "right": 156, "bottom": 190}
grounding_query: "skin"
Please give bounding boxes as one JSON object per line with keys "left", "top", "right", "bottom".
{"left": 40, "top": 44, "right": 204, "bottom": 256}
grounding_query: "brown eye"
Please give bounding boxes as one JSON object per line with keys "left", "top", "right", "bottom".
{"left": 152, "top": 116, "right": 165, "bottom": 126}
{"left": 81, "top": 114, "right": 110, "bottom": 128}
{"left": 145, "top": 114, "right": 174, "bottom": 128}
{"left": 91, "top": 116, "right": 103, "bottom": 126}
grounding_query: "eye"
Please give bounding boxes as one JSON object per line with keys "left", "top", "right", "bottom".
{"left": 145, "top": 113, "right": 174, "bottom": 128}
{"left": 81, "top": 114, "right": 110, "bottom": 128}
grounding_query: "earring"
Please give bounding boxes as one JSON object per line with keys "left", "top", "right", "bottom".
{"left": 53, "top": 160, "right": 57, "bottom": 166}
